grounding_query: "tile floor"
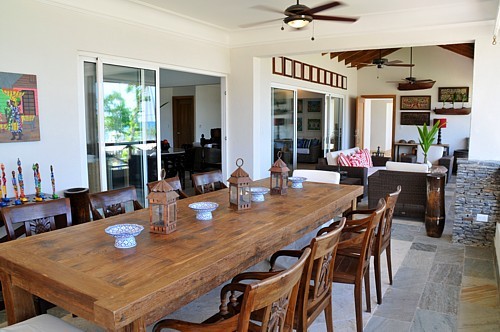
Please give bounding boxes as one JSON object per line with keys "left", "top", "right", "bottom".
{"left": 0, "top": 177, "right": 498, "bottom": 331}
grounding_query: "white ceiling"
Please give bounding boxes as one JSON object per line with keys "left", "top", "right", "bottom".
{"left": 130, "top": 0, "right": 498, "bottom": 32}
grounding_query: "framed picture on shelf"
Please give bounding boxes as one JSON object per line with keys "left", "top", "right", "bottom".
{"left": 400, "top": 111, "right": 431, "bottom": 125}
{"left": 400, "top": 96, "right": 431, "bottom": 110}
{"left": 438, "top": 87, "right": 469, "bottom": 102}
{"left": 308, "top": 119, "right": 321, "bottom": 131}
{"left": 307, "top": 99, "right": 321, "bottom": 112}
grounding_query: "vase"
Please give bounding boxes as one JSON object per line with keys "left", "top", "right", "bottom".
{"left": 425, "top": 174, "right": 446, "bottom": 237}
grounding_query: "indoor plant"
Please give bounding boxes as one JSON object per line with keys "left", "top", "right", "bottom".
{"left": 417, "top": 121, "right": 441, "bottom": 165}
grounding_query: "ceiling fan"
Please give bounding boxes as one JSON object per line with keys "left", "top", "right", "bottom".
{"left": 350, "top": 49, "right": 415, "bottom": 69}
{"left": 387, "top": 47, "right": 436, "bottom": 90}
{"left": 241, "top": 1, "right": 358, "bottom": 29}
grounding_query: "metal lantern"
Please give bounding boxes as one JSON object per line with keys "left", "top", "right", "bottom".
{"left": 228, "top": 158, "right": 252, "bottom": 211}
{"left": 269, "top": 151, "right": 290, "bottom": 195}
{"left": 147, "top": 180, "right": 179, "bottom": 234}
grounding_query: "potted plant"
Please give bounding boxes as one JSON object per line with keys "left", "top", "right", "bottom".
{"left": 417, "top": 121, "right": 441, "bottom": 165}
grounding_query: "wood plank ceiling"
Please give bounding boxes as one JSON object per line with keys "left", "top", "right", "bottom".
{"left": 324, "top": 43, "right": 474, "bottom": 69}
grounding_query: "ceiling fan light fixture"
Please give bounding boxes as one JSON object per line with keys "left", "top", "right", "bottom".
{"left": 284, "top": 15, "right": 312, "bottom": 28}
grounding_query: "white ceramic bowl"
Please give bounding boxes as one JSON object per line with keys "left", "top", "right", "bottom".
{"left": 105, "top": 224, "right": 144, "bottom": 249}
{"left": 188, "top": 202, "right": 219, "bottom": 221}
{"left": 288, "top": 176, "right": 307, "bottom": 189}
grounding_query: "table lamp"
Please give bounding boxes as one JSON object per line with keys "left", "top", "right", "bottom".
{"left": 433, "top": 118, "right": 447, "bottom": 144}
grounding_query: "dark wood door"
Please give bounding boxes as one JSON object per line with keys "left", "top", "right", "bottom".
{"left": 172, "top": 96, "right": 194, "bottom": 148}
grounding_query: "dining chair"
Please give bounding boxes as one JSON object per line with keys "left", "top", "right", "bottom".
{"left": 89, "top": 186, "right": 143, "bottom": 220}
{"left": 153, "top": 248, "right": 311, "bottom": 332}
{"left": 344, "top": 186, "right": 401, "bottom": 305}
{"left": 292, "top": 169, "right": 340, "bottom": 184}
{"left": 0, "top": 198, "right": 73, "bottom": 240}
{"left": 148, "top": 176, "right": 189, "bottom": 199}
{"left": 0, "top": 198, "right": 73, "bottom": 315}
{"left": 192, "top": 170, "right": 227, "bottom": 195}
{"left": 265, "top": 217, "right": 346, "bottom": 332}
{"left": 332, "top": 199, "right": 386, "bottom": 332}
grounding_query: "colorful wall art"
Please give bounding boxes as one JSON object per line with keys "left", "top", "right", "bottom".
{"left": 0, "top": 71, "right": 40, "bottom": 143}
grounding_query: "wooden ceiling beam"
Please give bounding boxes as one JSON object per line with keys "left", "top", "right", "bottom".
{"left": 438, "top": 43, "right": 474, "bottom": 59}
{"left": 337, "top": 50, "right": 363, "bottom": 62}
{"left": 328, "top": 52, "right": 344, "bottom": 59}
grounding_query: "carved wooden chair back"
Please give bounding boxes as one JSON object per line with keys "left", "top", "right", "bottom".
{"left": 89, "top": 186, "right": 143, "bottom": 220}
{"left": 152, "top": 248, "right": 311, "bottom": 332}
{"left": 333, "top": 199, "right": 385, "bottom": 332}
{"left": 192, "top": 170, "right": 227, "bottom": 195}
{"left": 147, "top": 176, "right": 189, "bottom": 199}
{"left": 377, "top": 185, "right": 401, "bottom": 253}
{"left": 0, "top": 198, "right": 72, "bottom": 241}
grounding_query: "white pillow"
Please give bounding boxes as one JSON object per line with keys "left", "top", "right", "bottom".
{"left": 386, "top": 161, "right": 428, "bottom": 173}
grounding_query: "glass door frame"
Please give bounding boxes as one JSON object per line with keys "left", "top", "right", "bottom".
{"left": 324, "top": 93, "right": 346, "bottom": 155}
{"left": 79, "top": 54, "right": 161, "bottom": 203}
{"left": 270, "top": 84, "right": 345, "bottom": 169}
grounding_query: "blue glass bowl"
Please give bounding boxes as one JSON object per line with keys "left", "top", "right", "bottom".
{"left": 105, "top": 224, "right": 144, "bottom": 249}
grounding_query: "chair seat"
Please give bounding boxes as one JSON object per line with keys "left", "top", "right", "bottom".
{"left": 332, "top": 254, "right": 359, "bottom": 283}
{"left": 1, "top": 314, "right": 83, "bottom": 331}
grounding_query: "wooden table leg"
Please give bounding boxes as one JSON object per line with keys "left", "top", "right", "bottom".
{"left": 0, "top": 272, "right": 36, "bottom": 325}
{"left": 351, "top": 197, "right": 357, "bottom": 211}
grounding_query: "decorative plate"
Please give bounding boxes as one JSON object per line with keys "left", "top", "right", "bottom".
{"left": 188, "top": 202, "right": 219, "bottom": 221}
{"left": 105, "top": 224, "right": 144, "bottom": 249}
{"left": 288, "top": 176, "right": 307, "bottom": 189}
{"left": 248, "top": 187, "right": 270, "bottom": 202}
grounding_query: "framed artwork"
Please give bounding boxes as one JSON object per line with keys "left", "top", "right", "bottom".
{"left": 400, "top": 96, "right": 431, "bottom": 110}
{"left": 307, "top": 99, "right": 321, "bottom": 112}
{"left": 438, "top": 87, "right": 469, "bottom": 102}
{"left": 297, "top": 117, "right": 302, "bottom": 131}
{"left": 297, "top": 99, "right": 303, "bottom": 113}
{"left": 400, "top": 112, "right": 431, "bottom": 126}
{"left": 0, "top": 71, "right": 40, "bottom": 143}
{"left": 308, "top": 119, "right": 321, "bottom": 131}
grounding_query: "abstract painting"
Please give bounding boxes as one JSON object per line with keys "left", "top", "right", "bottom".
{"left": 0, "top": 71, "right": 40, "bottom": 143}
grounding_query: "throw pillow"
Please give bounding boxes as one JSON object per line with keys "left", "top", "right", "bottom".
{"left": 354, "top": 148, "right": 373, "bottom": 168}
{"left": 348, "top": 153, "right": 364, "bottom": 167}
{"left": 337, "top": 152, "right": 351, "bottom": 166}
{"left": 303, "top": 139, "right": 311, "bottom": 148}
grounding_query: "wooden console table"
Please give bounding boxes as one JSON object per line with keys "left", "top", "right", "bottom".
{"left": 394, "top": 143, "right": 450, "bottom": 161}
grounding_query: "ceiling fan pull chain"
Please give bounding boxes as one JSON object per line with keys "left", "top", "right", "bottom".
{"left": 311, "top": 21, "right": 315, "bottom": 41}
{"left": 493, "top": 35, "right": 497, "bottom": 45}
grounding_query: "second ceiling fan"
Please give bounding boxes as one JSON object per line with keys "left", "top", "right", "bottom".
{"left": 388, "top": 47, "right": 436, "bottom": 90}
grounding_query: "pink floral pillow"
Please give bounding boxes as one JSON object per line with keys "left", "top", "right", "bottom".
{"left": 337, "top": 152, "right": 351, "bottom": 166}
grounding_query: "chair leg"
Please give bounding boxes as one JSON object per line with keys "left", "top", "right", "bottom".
{"left": 364, "top": 269, "right": 371, "bottom": 313}
{"left": 386, "top": 244, "right": 393, "bottom": 285}
{"left": 374, "top": 254, "right": 382, "bottom": 305}
{"left": 324, "top": 299, "right": 334, "bottom": 332}
{"left": 354, "top": 281, "right": 363, "bottom": 332}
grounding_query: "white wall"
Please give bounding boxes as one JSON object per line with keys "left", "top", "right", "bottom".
{"left": 357, "top": 46, "right": 473, "bottom": 156}
{"left": 370, "top": 100, "right": 391, "bottom": 153}
{"left": 0, "top": 0, "right": 229, "bottom": 196}
{"left": 195, "top": 85, "right": 221, "bottom": 140}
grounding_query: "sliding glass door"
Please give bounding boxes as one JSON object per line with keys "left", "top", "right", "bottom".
{"left": 84, "top": 59, "right": 158, "bottom": 205}
{"left": 325, "top": 95, "right": 344, "bottom": 155}
{"left": 272, "top": 88, "right": 295, "bottom": 171}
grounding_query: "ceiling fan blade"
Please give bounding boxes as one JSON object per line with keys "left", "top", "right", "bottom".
{"left": 414, "top": 79, "right": 435, "bottom": 83}
{"left": 305, "top": 1, "right": 342, "bottom": 15}
{"left": 311, "top": 14, "right": 358, "bottom": 22}
{"left": 385, "top": 60, "right": 403, "bottom": 64}
{"left": 250, "top": 5, "right": 283, "bottom": 15}
{"left": 386, "top": 63, "right": 415, "bottom": 67}
{"left": 239, "top": 18, "right": 283, "bottom": 28}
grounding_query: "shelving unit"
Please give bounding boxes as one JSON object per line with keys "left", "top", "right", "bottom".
{"left": 433, "top": 108, "right": 471, "bottom": 115}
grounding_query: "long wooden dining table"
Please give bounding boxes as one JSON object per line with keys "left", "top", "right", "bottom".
{"left": 0, "top": 178, "right": 363, "bottom": 331}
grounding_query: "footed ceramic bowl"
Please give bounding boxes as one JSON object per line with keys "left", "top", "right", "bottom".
{"left": 288, "top": 176, "right": 307, "bottom": 189}
{"left": 248, "top": 187, "right": 270, "bottom": 202}
{"left": 189, "top": 202, "right": 219, "bottom": 221}
{"left": 105, "top": 224, "right": 144, "bottom": 249}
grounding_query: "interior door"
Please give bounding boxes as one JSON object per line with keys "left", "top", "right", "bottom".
{"left": 355, "top": 96, "right": 366, "bottom": 148}
{"left": 172, "top": 96, "right": 194, "bottom": 148}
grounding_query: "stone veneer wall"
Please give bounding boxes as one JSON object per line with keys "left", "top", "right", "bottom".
{"left": 453, "top": 160, "right": 500, "bottom": 246}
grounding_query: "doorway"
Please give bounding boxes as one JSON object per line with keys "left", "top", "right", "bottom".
{"left": 356, "top": 95, "right": 396, "bottom": 158}
{"left": 172, "top": 96, "right": 194, "bottom": 148}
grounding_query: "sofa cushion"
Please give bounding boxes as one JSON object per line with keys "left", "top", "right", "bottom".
{"left": 338, "top": 152, "right": 352, "bottom": 166}
{"left": 386, "top": 161, "right": 429, "bottom": 173}
{"left": 326, "top": 147, "right": 360, "bottom": 166}
{"left": 354, "top": 148, "right": 373, "bottom": 168}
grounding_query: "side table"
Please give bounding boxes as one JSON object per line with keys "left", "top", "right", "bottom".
{"left": 425, "top": 173, "right": 446, "bottom": 237}
{"left": 371, "top": 156, "right": 390, "bottom": 166}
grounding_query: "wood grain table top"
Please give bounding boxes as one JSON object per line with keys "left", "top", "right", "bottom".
{"left": 0, "top": 179, "right": 363, "bottom": 331}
